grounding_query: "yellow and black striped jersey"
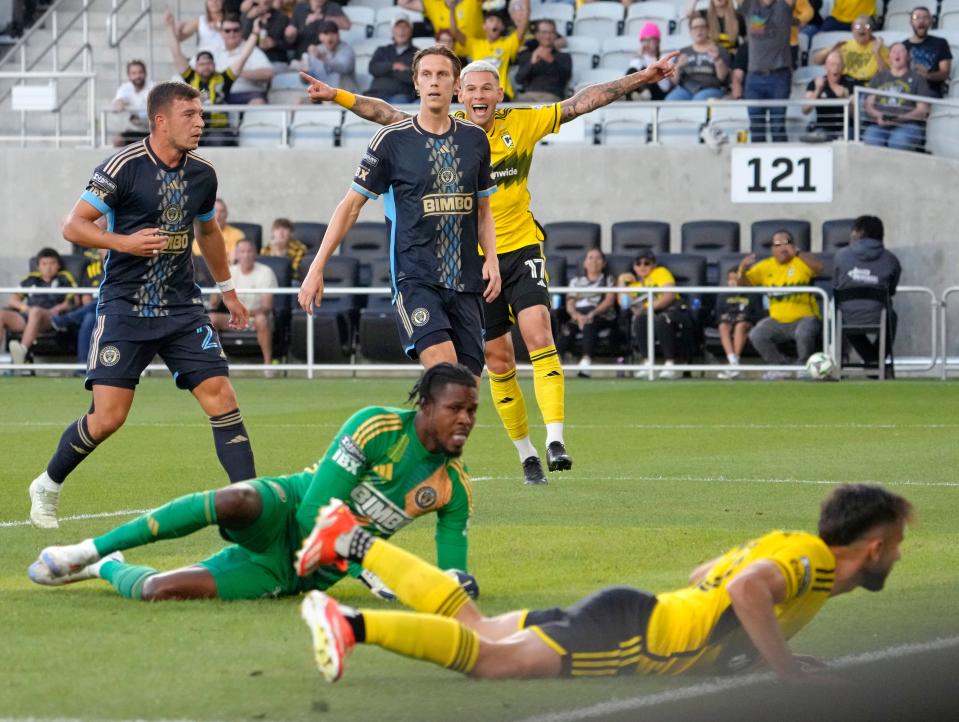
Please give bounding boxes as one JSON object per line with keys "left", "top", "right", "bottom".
{"left": 642, "top": 530, "right": 836, "bottom": 675}
{"left": 453, "top": 104, "right": 561, "bottom": 256}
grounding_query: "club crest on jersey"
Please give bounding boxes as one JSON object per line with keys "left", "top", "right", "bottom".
{"left": 438, "top": 168, "right": 458, "bottom": 185}
{"left": 162, "top": 205, "right": 183, "bottom": 225}
{"left": 501, "top": 132, "right": 514, "bottom": 149}
{"left": 99, "top": 346, "right": 121, "bottom": 366}
{"left": 411, "top": 308, "right": 430, "bottom": 327}
{"left": 414, "top": 486, "right": 438, "bottom": 510}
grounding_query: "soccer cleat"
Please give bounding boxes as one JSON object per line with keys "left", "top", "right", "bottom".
{"left": 29, "top": 551, "right": 123, "bottom": 586}
{"left": 300, "top": 590, "right": 356, "bottom": 683}
{"left": 9, "top": 340, "right": 28, "bottom": 366}
{"left": 28, "top": 475, "right": 61, "bottom": 529}
{"left": 576, "top": 358, "right": 591, "bottom": 378}
{"left": 37, "top": 538, "right": 100, "bottom": 577}
{"left": 522, "top": 456, "right": 547, "bottom": 485}
{"left": 717, "top": 369, "right": 740, "bottom": 380}
{"left": 546, "top": 441, "right": 573, "bottom": 472}
{"left": 658, "top": 368, "right": 680, "bottom": 380}
{"left": 295, "top": 499, "right": 358, "bottom": 577}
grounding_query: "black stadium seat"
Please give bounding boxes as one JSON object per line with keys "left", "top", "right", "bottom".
{"left": 289, "top": 255, "right": 359, "bottom": 363}
{"left": 231, "top": 221, "right": 263, "bottom": 250}
{"left": 680, "top": 220, "right": 740, "bottom": 285}
{"left": 358, "top": 259, "right": 411, "bottom": 364}
{"left": 543, "top": 221, "right": 601, "bottom": 263}
{"left": 292, "top": 221, "right": 328, "bottom": 249}
{"left": 750, "top": 219, "right": 811, "bottom": 253}
{"left": 822, "top": 218, "right": 856, "bottom": 252}
{"left": 611, "top": 220, "right": 670, "bottom": 255}
{"left": 342, "top": 222, "right": 390, "bottom": 287}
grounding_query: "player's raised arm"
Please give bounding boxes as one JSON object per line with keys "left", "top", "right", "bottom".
{"left": 196, "top": 216, "right": 250, "bottom": 330}
{"left": 63, "top": 199, "right": 165, "bottom": 257}
{"left": 559, "top": 51, "right": 679, "bottom": 124}
{"left": 725, "top": 559, "right": 805, "bottom": 679}
{"left": 298, "top": 189, "right": 369, "bottom": 315}
{"left": 300, "top": 73, "right": 412, "bottom": 126}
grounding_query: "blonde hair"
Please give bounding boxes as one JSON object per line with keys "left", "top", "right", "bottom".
{"left": 705, "top": 0, "right": 739, "bottom": 49}
{"left": 460, "top": 60, "right": 500, "bottom": 82}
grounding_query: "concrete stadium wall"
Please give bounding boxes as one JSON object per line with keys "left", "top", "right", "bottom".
{"left": 1, "top": 143, "right": 956, "bottom": 355}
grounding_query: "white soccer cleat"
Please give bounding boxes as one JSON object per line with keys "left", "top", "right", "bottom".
{"left": 36, "top": 538, "right": 100, "bottom": 578}
{"left": 29, "top": 551, "right": 123, "bottom": 587}
{"left": 300, "top": 590, "right": 356, "bottom": 683}
{"left": 28, "top": 474, "right": 61, "bottom": 529}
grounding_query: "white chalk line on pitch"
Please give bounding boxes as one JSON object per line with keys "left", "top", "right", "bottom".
{"left": 0, "top": 508, "right": 150, "bottom": 529}
{"left": 513, "top": 636, "right": 959, "bottom": 722}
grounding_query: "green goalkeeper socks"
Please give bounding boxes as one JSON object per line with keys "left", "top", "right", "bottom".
{"left": 98, "top": 560, "right": 156, "bottom": 600}
{"left": 93, "top": 490, "right": 218, "bottom": 557}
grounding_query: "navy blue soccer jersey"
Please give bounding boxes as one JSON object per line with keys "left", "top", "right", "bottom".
{"left": 350, "top": 116, "right": 496, "bottom": 294}
{"left": 80, "top": 139, "right": 217, "bottom": 318}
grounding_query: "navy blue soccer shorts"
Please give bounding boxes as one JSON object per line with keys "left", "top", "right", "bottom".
{"left": 393, "top": 280, "right": 485, "bottom": 376}
{"left": 85, "top": 312, "right": 230, "bottom": 391}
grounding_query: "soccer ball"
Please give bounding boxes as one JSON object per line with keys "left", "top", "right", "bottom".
{"left": 805, "top": 352, "right": 835, "bottom": 380}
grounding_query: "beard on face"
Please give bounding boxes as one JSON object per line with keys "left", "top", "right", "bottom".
{"left": 861, "top": 566, "right": 890, "bottom": 592}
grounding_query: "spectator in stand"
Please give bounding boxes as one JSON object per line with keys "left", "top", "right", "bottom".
{"left": 434, "top": 27, "right": 469, "bottom": 68}
{"left": 737, "top": 0, "right": 794, "bottom": 143}
{"left": 294, "top": 21, "right": 357, "bottom": 91}
{"left": 626, "top": 23, "right": 674, "bottom": 100}
{"left": 261, "top": 217, "right": 309, "bottom": 281}
{"left": 688, "top": 0, "right": 746, "bottom": 57}
{"left": 292, "top": 0, "right": 350, "bottom": 57}
{"left": 367, "top": 14, "right": 417, "bottom": 102}
{"left": 401, "top": 0, "right": 485, "bottom": 58}
{"left": 514, "top": 19, "right": 571, "bottom": 103}
{"left": 213, "top": 13, "right": 275, "bottom": 103}
{"left": 176, "top": 0, "right": 227, "bottom": 54}
{"left": 2, "top": 248, "right": 77, "bottom": 367}
{"left": 242, "top": 0, "right": 295, "bottom": 73}
{"left": 666, "top": 16, "right": 731, "bottom": 101}
{"left": 730, "top": 38, "right": 747, "bottom": 99}
{"left": 111, "top": 60, "right": 155, "bottom": 147}
{"left": 833, "top": 215, "right": 901, "bottom": 367}
{"left": 819, "top": 0, "right": 874, "bottom": 33}
{"left": 863, "top": 42, "right": 932, "bottom": 151}
{"left": 812, "top": 15, "right": 888, "bottom": 86}
{"left": 557, "top": 248, "right": 617, "bottom": 378}
{"left": 451, "top": 1, "right": 529, "bottom": 101}
{"left": 789, "top": 0, "right": 814, "bottom": 67}
{"left": 209, "top": 238, "right": 278, "bottom": 366}
{"left": 715, "top": 266, "right": 763, "bottom": 379}
{"left": 50, "top": 247, "right": 107, "bottom": 374}
{"left": 617, "top": 252, "right": 695, "bottom": 381}
{"left": 904, "top": 6, "right": 952, "bottom": 99}
{"left": 166, "top": 11, "right": 261, "bottom": 144}
{"left": 192, "top": 198, "right": 247, "bottom": 262}
{"left": 737, "top": 230, "right": 824, "bottom": 379}
{"left": 802, "top": 49, "right": 854, "bottom": 139}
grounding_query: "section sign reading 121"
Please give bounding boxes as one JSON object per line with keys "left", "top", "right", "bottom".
{"left": 730, "top": 146, "right": 833, "bottom": 203}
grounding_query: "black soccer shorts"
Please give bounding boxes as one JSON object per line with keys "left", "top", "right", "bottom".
{"left": 85, "top": 311, "right": 230, "bottom": 391}
{"left": 484, "top": 244, "right": 552, "bottom": 341}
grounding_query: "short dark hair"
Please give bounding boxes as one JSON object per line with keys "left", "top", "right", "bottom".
{"left": 851, "top": 215, "right": 884, "bottom": 242}
{"left": 195, "top": 50, "right": 215, "bottom": 63}
{"left": 912, "top": 6, "right": 931, "bottom": 15}
{"left": 412, "top": 45, "right": 462, "bottom": 80}
{"left": 235, "top": 237, "right": 257, "bottom": 250}
{"left": 818, "top": 484, "right": 913, "bottom": 546}
{"left": 318, "top": 20, "right": 339, "bottom": 34}
{"left": 272, "top": 217, "right": 294, "bottom": 231}
{"left": 535, "top": 19, "right": 557, "bottom": 32}
{"left": 773, "top": 229, "right": 794, "bottom": 244}
{"left": 407, "top": 363, "right": 477, "bottom": 406}
{"left": 635, "top": 250, "right": 656, "bottom": 265}
{"left": 147, "top": 81, "right": 201, "bottom": 130}
{"left": 36, "top": 247, "right": 63, "bottom": 268}
{"left": 126, "top": 59, "right": 146, "bottom": 74}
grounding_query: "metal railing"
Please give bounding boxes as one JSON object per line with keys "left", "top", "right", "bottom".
{"left": 0, "top": 69, "right": 96, "bottom": 145}
{"left": 941, "top": 286, "right": 959, "bottom": 380}
{"left": 852, "top": 86, "right": 959, "bottom": 154}
{"left": 108, "top": 0, "right": 153, "bottom": 89}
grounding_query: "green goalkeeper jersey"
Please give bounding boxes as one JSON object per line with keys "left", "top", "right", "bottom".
{"left": 284, "top": 406, "right": 473, "bottom": 573}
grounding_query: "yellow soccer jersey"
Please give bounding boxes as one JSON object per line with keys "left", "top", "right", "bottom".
{"left": 640, "top": 530, "right": 836, "bottom": 676}
{"left": 453, "top": 104, "right": 561, "bottom": 255}
{"left": 423, "top": 0, "right": 484, "bottom": 57}
{"left": 628, "top": 266, "right": 681, "bottom": 309}
{"left": 745, "top": 256, "right": 820, "bottom": 324}
{"left": 464, "top": 32, "right": 522, "bottom": 98}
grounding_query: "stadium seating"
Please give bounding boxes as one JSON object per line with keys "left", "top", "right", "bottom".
{"left": 705, "top": 103, "right": 750, "bottom": 141}
{"left": 599, "top": 35, "right": 639, "bottom": 71}
{"left": 835, "top": 286, "right": 894, "bottom": 379}
{"left": 680, "top": 220, "right": 740, "bottom": 284}
{"left": 656, "top": 105, "right": 707, "bottom": 145}
{"left": 881, "top": 0, "right": 915, "bottom": 31}
{"left": 573, "top": 67, "right": 623, "bottom": 94}
{"left": 572, "top": 2, "right": 625, "bottom": 39}
{"left": 292, "top": 222, "right": 328, "bottom": 249}
{"left": 340, "top": 115, "right": 382, "bottom": 147}
{"left": 357, "top": 259, "right": 411, "bottom": 364}
{"left": 289, "top": 108, "right": 343, "bottom": 148}
{"left": 623, "top": 2, "right": 677, "bottom": 39}
{"left": 611, "top": 220, "right": 671, "bottom": 255}
{"left": 942, "top": 1, "right": 959, "bottom": 31}
{"left": 750, "top": 220, "right": 812, "bottom": 253}
{"left": 342, "top": 222, "right": 390, "bottom": 287}
{"left": 530, "top": 3, "right": 575, "bottom": 36}
{"left": 561, "top": 35, "right": 601, "bottom": 86}
{"left": 925, "top": 109, "right": 959, "bottom": 160}
{"left": 598, "top": 105, "right": 652, "bottom": 145}
{"left": 822, "top": 218, "right": 856, "bottom": 252}
{"left": 219, "top": 254, "right": 294, "bottom": 361}
{"left": 231, "top": 222, "right": 263, "bottom": 250}
{"left": 290, "top": 255, "right": 360, "bottom": 363}
{"left": 373, "top": 8, "right": 424, "bottom": 38}
{"left": 237, "top": 111, "right": 288, "bottom": 148}
{"left": 343, "top": 6, "right": 376, "bottom": 31}
{"left": 543, "top": 221, "right": 602, "bottom": 263}
{"left": 351, "top": 0, "right": 395, "bottom": 10}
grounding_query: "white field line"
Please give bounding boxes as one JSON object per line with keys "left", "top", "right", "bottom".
{"left": 514, "top": 636, "right": 959, "bottom": 722}
{"left": 3, "top": 472, "right": 956, "bottom": 529}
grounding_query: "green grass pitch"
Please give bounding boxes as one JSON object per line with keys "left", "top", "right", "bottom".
{"left": 1, "top": 376, "right": 958, "bottom": 721}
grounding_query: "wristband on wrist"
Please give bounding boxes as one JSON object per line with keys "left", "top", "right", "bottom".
{"left": 216, "top": 278, "right": 236, "bottom": 293}
{"left": 334, "top": 88, "right": 356, "bottom": 109}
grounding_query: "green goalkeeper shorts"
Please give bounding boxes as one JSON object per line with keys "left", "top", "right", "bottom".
{"left": 197, "top": 476, "right": 346, "bottom": 600}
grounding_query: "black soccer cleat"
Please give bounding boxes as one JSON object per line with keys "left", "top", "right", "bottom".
{"left": 522, "top": 456, "right": 548, "bottom": 486}
{"left": 546, "top": 441, "right": 573, "bottom": 472}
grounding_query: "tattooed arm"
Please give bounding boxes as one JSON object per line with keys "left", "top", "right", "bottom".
{"left": 559, "top": 51, "right": 679, "bottom": 123}
{"left": 299, "top": 71, "right": 411, "bottom": 125}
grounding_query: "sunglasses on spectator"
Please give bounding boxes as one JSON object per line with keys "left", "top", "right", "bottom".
{"left": 772, "top": 240, "right": 793, "bottom": 247}
{"left": 691, "top": 23, "right": 707, "bottom": 29}
{"left": 635, "top": 259, "right": 654, "bottom": 266}
{"left": 852, "top": 23, "right": 871, "bottom": 30}
{"left": 222, "top": 26, "right": 242, "bottom": 33}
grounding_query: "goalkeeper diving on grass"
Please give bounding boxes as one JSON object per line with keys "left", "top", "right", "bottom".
{"left": 28, "top": 364, "right": 479, "bottom": 602}
{"left": 295, "top": 483, "right": 911, "bottom": 682}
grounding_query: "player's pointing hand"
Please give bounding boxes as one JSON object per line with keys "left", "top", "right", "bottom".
{"left": 122, "top": 227, "right": 167, "bottom": 257}
{"left": 298, "top": 267, "right": 325, "bottom": 315}
{"left": 300, "top": 72, "right": 337, "bottom": 104}
{"left": 644, "top": 51, "right": 681, "bottom": 84}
